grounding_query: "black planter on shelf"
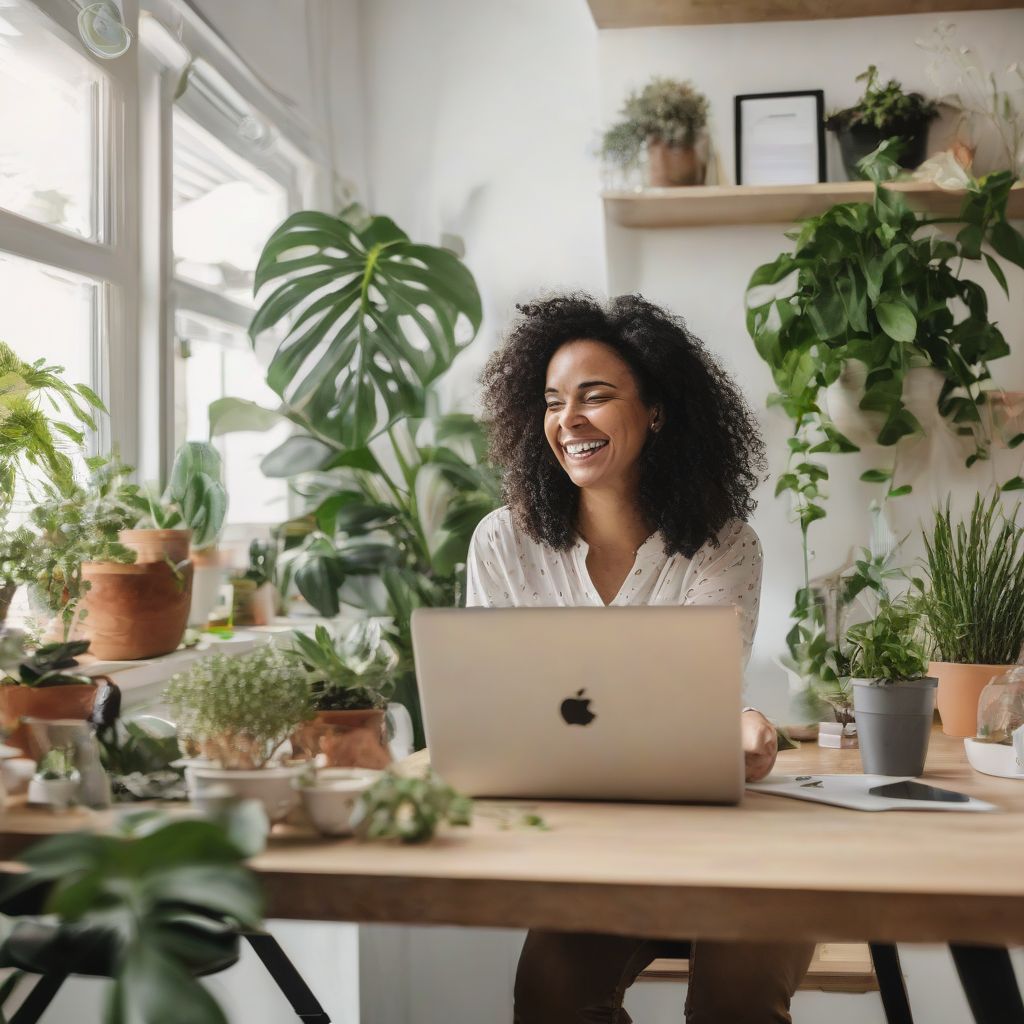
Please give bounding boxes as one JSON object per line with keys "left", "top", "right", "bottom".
{"left": 833, "top": 122, "right": 931, "bottom": 180}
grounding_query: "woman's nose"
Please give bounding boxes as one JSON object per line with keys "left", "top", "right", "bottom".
{"left": 559, "top": 402, "right": 588, "bottom": 429}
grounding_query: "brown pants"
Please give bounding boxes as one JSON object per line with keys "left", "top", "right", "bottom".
{"left": 513, "top": 932, "right": 815, "bottom": 1024}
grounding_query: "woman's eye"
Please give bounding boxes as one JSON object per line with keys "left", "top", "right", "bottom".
{"left": 545, "top": 402, "right": 563, "bottom": 411}
{"left": 585, "top": 393, "right": 607, "bottom": 402}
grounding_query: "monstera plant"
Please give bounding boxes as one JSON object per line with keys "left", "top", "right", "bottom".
{"left": 214, "top": 206, "right": 499, "bottom": 746}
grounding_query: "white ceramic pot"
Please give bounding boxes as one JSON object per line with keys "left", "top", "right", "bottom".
{"left": 189, "top": 563, "right": 225, "bottom": 627}
{"left": 2, "top": 756, "right": 38, "bottom": 797}
{"left": 187, "top": 763, "right": 307, "bottom": 823}
{"left": 298, "top": 768, "right": 382, "bottom": 837}
{"left": 27, "top": 771, "right": 80, "bottom": 810}
{"left": 964, "top": 737, "right": 1024, "bottom": 780}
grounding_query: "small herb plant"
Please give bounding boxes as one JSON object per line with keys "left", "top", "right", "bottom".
{"left": 243, "top": 539, "right": 278, "bottom": 588}
{"left": 22, "top": 458, "right": 138, "bottom": 636}
{"left": 353, "top": 770, "right": 472, "bottom": 843}
{"left": 918, "top": 494, "right": 1024, "bottom": 665}
{"left": 601, "top": 77, "right": 709, "bottom": 168}
{"left": 36, "top": 745, "right": 76, "bottom": 780}
{"left": 833, "top": 598, "right": 929, "bottom": 683}
{"left": 826, "top": 65, "right": 938, "bottom": 134}
{"left": 287, "top": 620, "right": 399, "bottom": 712}
{"left": 132, "top": 441, "right": 228, "bottom": 550}
{"left": 164, "top": 644, "right": 314, "bottom": 770}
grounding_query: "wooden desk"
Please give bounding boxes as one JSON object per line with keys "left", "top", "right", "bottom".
{"left": 2, "top": 729, "right": 1022, "bottom": 948}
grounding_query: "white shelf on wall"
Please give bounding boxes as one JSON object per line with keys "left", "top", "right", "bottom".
{"left": 586, "top": 0, "right": 1024, "bottom": 29}
{"left": 602, "top": 181, "right": 1024, "bottom": 228}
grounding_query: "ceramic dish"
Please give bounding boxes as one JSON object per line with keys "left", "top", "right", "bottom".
{"left": 964, "top": 737, "right": 1024, "bottom": 780}
{"left": 298, "top": 768, "right": 382, "bottom": 837}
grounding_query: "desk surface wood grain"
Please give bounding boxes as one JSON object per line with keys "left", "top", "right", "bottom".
{"left": 3, "top": 730, "right": 1023, "bottom": 944}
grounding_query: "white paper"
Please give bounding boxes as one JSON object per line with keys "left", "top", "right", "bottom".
{"left": 747, "top": 774, "right": 996, "bottom": 812}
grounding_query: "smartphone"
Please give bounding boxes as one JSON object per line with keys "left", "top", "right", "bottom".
{"left": 868, "top": 780, "right": 970, "bottom": 803}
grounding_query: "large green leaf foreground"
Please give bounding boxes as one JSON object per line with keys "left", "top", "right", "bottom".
{"left": 250, "top": 207, "right": 483, "bottom": 449}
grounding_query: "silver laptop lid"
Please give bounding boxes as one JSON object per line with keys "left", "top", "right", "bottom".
{"left": 411, "top": 606, "right": 744, "bottom": 804}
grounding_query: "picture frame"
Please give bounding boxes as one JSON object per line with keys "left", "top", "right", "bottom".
{"left": 734, "top": 91, "right": 825, "bottom": 187}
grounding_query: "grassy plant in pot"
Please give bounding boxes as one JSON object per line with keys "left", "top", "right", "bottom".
{"left": 601, "top": 76, "right": 710, "bottom": 187}
{"left": 825, "top": 65, "right": 939, "bottom": 178}
{"left": 287, "top": 620, "right": 399, "bottom": 769}
{"left": 0, "top": 636, "right": 120, "bottom": 756}
{"left": 835, "top": 598, "right": 936, "bottom": 776}
{"left": 165, "top": 644, "right": 314, "bottom": 822}
{"left": 918, "top": 494, "right": 1024, "bottom": 738}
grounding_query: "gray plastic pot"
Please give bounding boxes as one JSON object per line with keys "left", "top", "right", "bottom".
{"left": 851, "top": 676, "right": 938, "bottom": 777}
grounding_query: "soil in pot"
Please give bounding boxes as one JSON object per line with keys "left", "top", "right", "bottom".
{"left": 930, "top": 661, "right": 1014, "bottom": 738}
{"left": 291, "top": 709, "right": 392, "bottom": 769}
{"left": 0, "top": 684, "right": 98, "bottom": 756}
{"left": 119, "top": 528, "right": 192, "bottom": 564}
{"left": 647, "top": 138, "right": 706, "bottom": 187}
{"left": 78, "top": 560, "right": 193, "bottom": 660}
{"left": 852, "top": 676, "right": 937, "bottom": 776}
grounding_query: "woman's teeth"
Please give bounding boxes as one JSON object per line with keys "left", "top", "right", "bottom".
{"left": 564, "top": 440, "right": 608, "bottom": 459}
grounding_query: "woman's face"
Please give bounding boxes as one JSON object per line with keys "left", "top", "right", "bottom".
{"left": 543, "top": 339, "right": 657, "bottom": 493}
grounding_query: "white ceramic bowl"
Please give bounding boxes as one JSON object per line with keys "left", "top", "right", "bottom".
{"left": 964, "top": 738, "right": 1024, "bottom": 780}
{"left": 186, "top": 764, "right": 308, "bottom": 823}
{"left": 298, "top": 769, "right": 382, "bottom": 837}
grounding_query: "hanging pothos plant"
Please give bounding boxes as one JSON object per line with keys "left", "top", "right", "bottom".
{"left": 213, "top": 205, "right": 500, "bottom": 747}
{"left": 745, "top": 142, "right": 1024, "bottom": 686}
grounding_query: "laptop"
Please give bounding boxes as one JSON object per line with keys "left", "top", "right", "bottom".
{"left": 410, "top": 606, "right": 745, "bottom": 804}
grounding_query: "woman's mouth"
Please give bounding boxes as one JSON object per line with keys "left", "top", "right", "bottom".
{"left": 562, "top": 439, "right": 609, "bottom": 461}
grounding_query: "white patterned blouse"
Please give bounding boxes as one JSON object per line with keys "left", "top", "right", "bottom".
{"left": 464, "top": 506, "right": 763, "bottom": 667}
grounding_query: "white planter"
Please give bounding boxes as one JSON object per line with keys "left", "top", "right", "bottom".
{"left": 186, "top": 763, "right": 307, "bottom": 823}
{"left": 189, "top": 563, "right": 225, "bottom": 627}
{"left": 824, "top": 363, "right": 943, "bottom": 447}
{"left": 27, "top": 771, "right": 80, "bottom": 809}
{"left": 298, "top": 768, "right": 382, "bottom": 837}
{"left": 964, "top": 737, "right": 1024, "bottom": 780}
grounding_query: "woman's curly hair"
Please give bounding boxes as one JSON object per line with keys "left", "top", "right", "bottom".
{"left": 479, "top": 293, "right": 766, "bottom": 557}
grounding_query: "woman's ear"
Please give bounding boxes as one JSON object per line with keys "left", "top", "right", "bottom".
{"left": 650, "top": 405, "right": 664, "bottom": 433}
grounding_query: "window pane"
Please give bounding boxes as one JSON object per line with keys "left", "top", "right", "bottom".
{"left": 0, "top": 1, "right": 103, "bottom": 239}
{"left": 175, "top": 311, "right": 290, "bottom": 526}
{"left": 173, "top": 111, "right": 288, "bottom": 307}
{"left": 0, "top": 251, "right": 96, "bottom": 394}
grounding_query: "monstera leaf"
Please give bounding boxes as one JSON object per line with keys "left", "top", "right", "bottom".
{"left": 250, "top": 207, "right": 482, "bottom": 448}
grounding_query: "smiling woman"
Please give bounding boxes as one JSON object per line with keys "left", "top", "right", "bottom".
{"left": 469, "top": 293, "right": 812, "bottom": 1024}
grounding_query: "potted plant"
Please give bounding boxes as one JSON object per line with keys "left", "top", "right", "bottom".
{"left": 834, "top": 598, "right": 936, "bottom": 776}
{"left": 917, "top": 494, "right": 1024, "bottom": 738}
{"left": 0, "top": 636, "right": 119, "bottom": 756}
{"left": 746, "top": 157, "right": 1024, "bottom": 698}
{"left": 122, "top": 440, "right": 228, "bottom": 629}
{"left": 165, "top": 644, "right": 314, "bottom": 822}
{"left": 601, "top": 76, "right": 710, "bottom": 187}
{"left": 825, "top": 65, "right": 939, "bottom": 178}
{"left": 0, "top": 522, "right": 33, "bottom": 623}
{"left": 26, "top": 744, "right": 79, "bottom": 809}
{"left": 287, "top": 620, "right": 399, "bottom": 769}
{"left": 232, "top": 539, "right": 278, "bottom": 626}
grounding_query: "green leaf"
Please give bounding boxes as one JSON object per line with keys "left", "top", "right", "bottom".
{"left": 887, "top": 484, "right": 913, "bottom": 497}
{"left": 860, "top": 468, "right": 892, "bottom": 483}
{"left": 111, "top": 943, "right": 229, "bottom": 1024}
{"left": 1008, "top": 433, "right": 1024, "bottom": 450}
{"left": 957, "top": 222, "right": 984, "bottom": 260}
{"left": 875, "top": 300, "right": 916, "bottom": 343}
{"left": 984, "top": 253, "right": 1009, "bottom": 299}
{"left": 1002, "top": 476, "right": 1024, "bottom": 492}
{"left": 260, "top": 436, "right": 334, "bottom": 477}
{"left": 208, "top": 398, "right": 283, "bottom": 437}
{"left": 989, "top": 221, "right": 1024, "bottom": 270}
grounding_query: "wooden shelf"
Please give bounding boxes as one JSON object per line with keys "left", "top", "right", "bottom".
{"left": 586, "top": 0, "right": 1024, "bottom": 29}
{"left": 602, "top": 181, "right": 1024, "bottom": 228}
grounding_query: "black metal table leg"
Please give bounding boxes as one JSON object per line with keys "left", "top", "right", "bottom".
{"left": 950, "top": 944, "right": 1024, "bottom": 1024}
{"left": 9, "top": 973, "right": 66, "bottom": 1024}
{"left": 869, "top": 943, "right": 914, "bottom": 1024}
{"left": 245, "top": 932, "right": 332, "bottom": 1023}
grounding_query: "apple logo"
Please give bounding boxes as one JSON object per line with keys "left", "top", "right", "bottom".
{"left": 560, "top": 688, "right": 596, "bottom": 726}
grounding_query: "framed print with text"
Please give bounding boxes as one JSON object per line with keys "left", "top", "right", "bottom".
{"left": 735, "top": 91, "right": 825, "bottom": 186}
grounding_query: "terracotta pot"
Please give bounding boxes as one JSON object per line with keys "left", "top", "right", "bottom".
{"left": 78, "top": 560, "right": 193, "bottom": 660}
{"left": 233, "top": 580, "right": 276, "bottom": 627}
{"left": 647, "top": 137, "right": 706, "bottom": 187}
{"left": 291, "top": 709, "right": 392, "bottom": 769}
{"left": 0, "top": 683, "right": 97, "bottom": 756}
{"left": 119, "top": 528, "right": 192, "bottom": 564}
{"left": 930, "top": 661, "right": 1014, "bottom": 738}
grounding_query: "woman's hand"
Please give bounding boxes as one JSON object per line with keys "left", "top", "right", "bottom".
{"left": 741, "top": 709, "right": 778, "bottom": 783}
